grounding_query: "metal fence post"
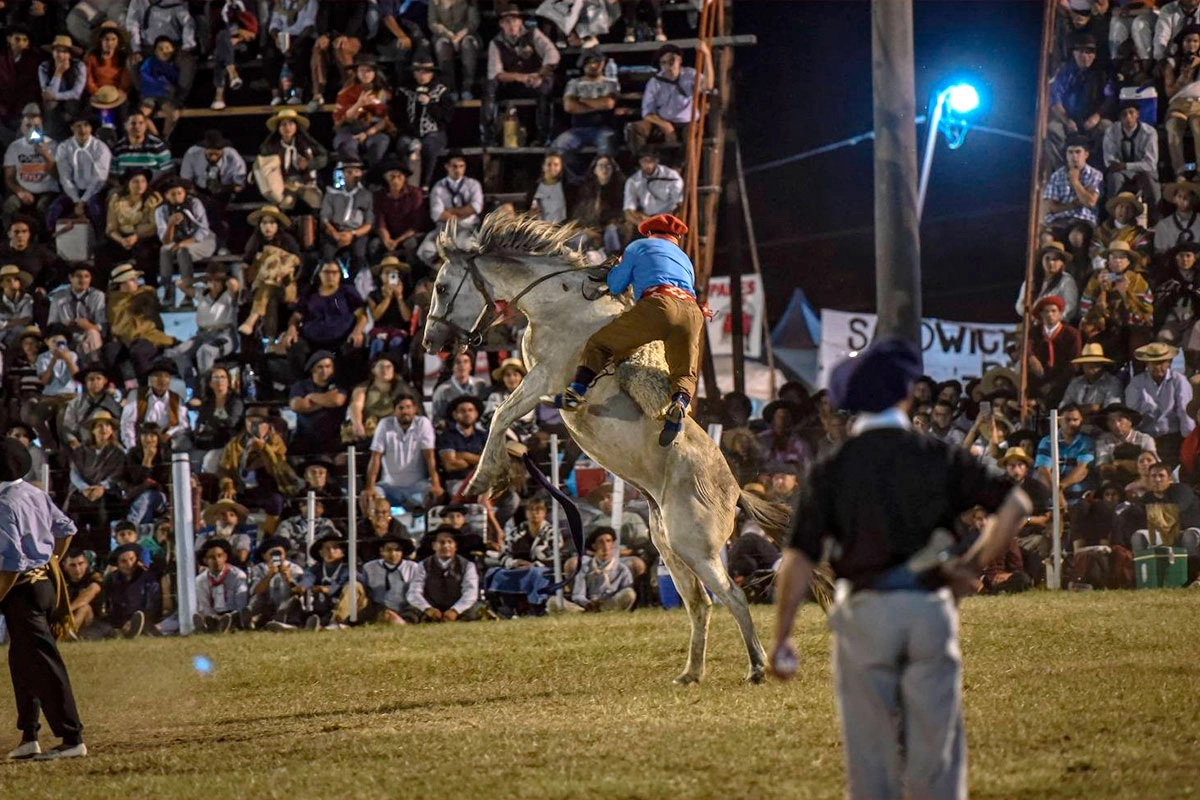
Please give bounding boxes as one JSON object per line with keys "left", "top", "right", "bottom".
{"left": 1049, "top": 410, "right": 1062, "bottom": 591}
{"left": 611, "top": 477, "right": 625, "bottom": 553}
{"left": 171, "top": 453, "right": 197, "bottom": 634}
{"left": 550, "top": 434, "right": 562, "bottom": 602}
{"left": 346, "top": 447, "right": 358, "bottom": 622}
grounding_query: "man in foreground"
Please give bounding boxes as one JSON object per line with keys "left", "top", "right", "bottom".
{"left": 0, "top": 438, "right": 87, "bottom": 761}
{"left": 770, "top": 338, "right": 1031, "bottom": 800}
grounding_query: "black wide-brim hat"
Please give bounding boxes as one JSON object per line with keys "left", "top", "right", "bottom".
{"left": 0, "top": 438, "right": 32, "bottom": 482}
{"left": 309, "top": 532, "right": 347, "bottom": 562}
{"left": 445, "top": 395, "right": 484, "bottom": 419}
{"left": 255, "top": 535, "right": 291, "bottom": 559}
{"left": 108, "top": 542, "right": 143, "bottom": 565}
{"left": 375, "top": 533, "right": 415, "bottom": 557}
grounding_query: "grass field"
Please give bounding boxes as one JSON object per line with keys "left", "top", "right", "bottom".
{"left": 1, "top": 592, "right": 1198, "bottom": 799}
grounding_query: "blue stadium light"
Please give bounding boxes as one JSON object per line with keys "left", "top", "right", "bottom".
{"left": 947, "top": 83, "right": 980, "bottom": 115}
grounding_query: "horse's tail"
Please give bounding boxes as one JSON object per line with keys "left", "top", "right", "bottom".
{"left": 736, "top": 490, "right": 792, "bottom": 544}
{"left": 736, "top": 490, "right": 836, "bottom": 611}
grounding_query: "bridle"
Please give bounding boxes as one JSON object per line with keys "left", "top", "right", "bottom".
{"left": 426, "top": 254, "right": 601, "bottom": 347}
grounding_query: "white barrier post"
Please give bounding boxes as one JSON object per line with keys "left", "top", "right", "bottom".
{"left": 171, "top": 453, "right": 197, "bottom": 634}
{"left": 610, "top": 477, "right": 625, "bottom": 553}
{"left": 550, "top": 434, "right": 563, "bottom": 602}
{"left": 1049, "top": 410, "right": 1062, "bottom": 591}
{"left": 347, "top": 447, "right": 359, "bottom": 622}
{"left": 707, "top": 423, "right": 724, "bottom": 446}
{"left": 40, "top": 462, "right": 50, "bottom": 494}
{"left": 305, "top": 490, "right": 316, "bottom": 611}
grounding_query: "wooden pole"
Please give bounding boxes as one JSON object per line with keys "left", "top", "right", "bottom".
{"left": 871, "top": 0, "right": 921, "bottom": 344}
{"left": 728, "top": 176, "right": 746, "bottom": 395}
{"left": 735, "top": 141, "right": 777, "bottom": 397}
{"left": 1019, "top": 0, "right": 1057, "bottom": 423}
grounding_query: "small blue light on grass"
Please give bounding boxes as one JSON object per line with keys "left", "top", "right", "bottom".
{"left": 947, "top": 84, "right": 980, "bottom": 115}
{"left": 193, "top": 655, "right": 214, "bottom": 675}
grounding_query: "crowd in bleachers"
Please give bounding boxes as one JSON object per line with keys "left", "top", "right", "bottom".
{"left": 0, "top": 0, "right": 737, "bottom": 637}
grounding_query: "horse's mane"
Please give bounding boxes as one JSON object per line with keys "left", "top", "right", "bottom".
{"left": 439, "top": 212, "right": 591, "bottom": 270}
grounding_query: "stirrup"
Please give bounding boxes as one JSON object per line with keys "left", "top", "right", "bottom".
{"left": 540, "top": 386, "right": 586, "bottom": 410}
{"left": 658, "top": 400, "right": 686, "bottom": 447}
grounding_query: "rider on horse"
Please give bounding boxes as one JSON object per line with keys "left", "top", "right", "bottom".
{"left": 545, "top": 213, "right": 705, "bottom": 447}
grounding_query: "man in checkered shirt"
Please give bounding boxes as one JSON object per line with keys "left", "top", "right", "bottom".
{"left": 1044, "top": 135, "right": 1104, "bottom": 239}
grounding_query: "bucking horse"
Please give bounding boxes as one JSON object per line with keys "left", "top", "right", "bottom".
{"left": 422, "top": 213, "right": 797, "bottom": 684}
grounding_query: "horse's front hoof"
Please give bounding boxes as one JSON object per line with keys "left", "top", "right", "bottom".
{"left": 746, "top": 669, "right": 766, "bottom": 685}
{"left": 672, "top": 673, "right": 702, "bottom": 686}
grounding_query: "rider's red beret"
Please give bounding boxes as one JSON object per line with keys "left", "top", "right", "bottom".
{"left": 637, "top": 213, "right": 689, "bottom": 238}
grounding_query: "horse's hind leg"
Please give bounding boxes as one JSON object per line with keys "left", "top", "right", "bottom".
{"left": 664, "top": 501, "right": 768, "bottom": 684}
{"left": 649, "top": 504, "right": 711, "bottom": 685}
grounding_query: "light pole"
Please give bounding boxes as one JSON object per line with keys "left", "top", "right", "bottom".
{"left": 917, "top": 83, "right": 980, "bottom": 220}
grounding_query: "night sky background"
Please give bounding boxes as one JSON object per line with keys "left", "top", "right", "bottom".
{"left": 728, "top": 1, "right": 1045, "bottom": 327}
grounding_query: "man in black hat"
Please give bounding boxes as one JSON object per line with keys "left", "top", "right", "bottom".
{"left": 0, "top": 437, "right": 87, "bottom": 760}
{"left": 288, "top": 350, "right": 349, "bottom": 455}
{"left": 179, "top": 129, "right": 247, "bottom": 249}
{"left": 361, "top": 530, "right": 419, "bottom": 624}
{"left": 392, "top": 52, "right": 454, "bottom": 191}
{"left": 436, "top": 394, "right": 486, "bottom": 494}
{"left": 193, "top": 538, "right": 248, "bottom": 634}
{"left": 1102, "top": 99, "right": 1160, "bottom": 210}
{"left": 408, "top": 526, "right": 481, "bottom": 622}
{"left": 154, "top": 176, "right": 216, "bottom": 307}
{"left": 249, "top": 536, "right": 306, "bottom": 629}
{"left": 118, "top": 356, "right": 190, "bottom": 450}
{"left": 626, "top": 42, "right": 709, "bottom": 155}
{"left": 373, "top": 160, "right": 424, "bottom": 265}
{"left": 47, "top": 263, "right": 106, "bottom": 356}
{"left": 482, "top": 3, "right": 560, "bottom": 145}
{"left": 771, "top": 337, "right": 1031, "bottom": 800}
{"left": 320, "top": 159, "right": 373, "bottom": 274}
{"left": 1046, "top": 33, "right": 1116, "bottom": 170}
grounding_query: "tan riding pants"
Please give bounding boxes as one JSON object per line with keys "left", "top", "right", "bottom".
{"left": 828, "top": 585, "right": 967, "bottom": 800}
{"left": 581, "top": 294, "right": 704, "bottom": 399}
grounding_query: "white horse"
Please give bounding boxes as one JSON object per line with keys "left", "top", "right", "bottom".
{"left": 422, "top": 214, "right": 791, "bottom": 684}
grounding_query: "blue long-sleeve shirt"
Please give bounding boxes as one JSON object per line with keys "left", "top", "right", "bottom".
{"left": 607, "top": 237, "right": 696, "bottom": 299}
{"left": 0, "top": 479, "right": 77, "bottom": 573}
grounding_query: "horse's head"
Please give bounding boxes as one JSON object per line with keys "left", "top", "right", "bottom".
{"left": 422, "top": 221, "right": 495, "bottom": 353}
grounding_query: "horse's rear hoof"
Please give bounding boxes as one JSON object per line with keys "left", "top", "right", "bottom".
{"left": 673, "top": 673, "right": 701, "bottom": 686}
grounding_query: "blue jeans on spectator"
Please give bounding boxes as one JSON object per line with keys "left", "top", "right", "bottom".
{"left": 552, "top": 126, "right": 616, "bottom": 182}
{"left": 375, "top": 480, "right": 431, "bottom": 510}
{"left": 127, "top": 489, "right": 167, "bottom": 525}
{"left": 46, "top": 193, "right": 105, "bottom": 234}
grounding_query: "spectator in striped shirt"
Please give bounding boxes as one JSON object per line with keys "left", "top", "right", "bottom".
{"left": 111, "top": 110, "right": 173, "bottom": 180}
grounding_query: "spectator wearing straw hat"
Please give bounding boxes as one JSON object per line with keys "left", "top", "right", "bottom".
{"left": 1060, "top": 343, "right": 1123, "bottom": 414}
{"left": 484, "top": 357, "right": 537, "bottom": 440}
{"left": 1102, "top": 100, "right": 1160, "bottom": 211}
{"left": 47, "top": 114, "right": 111, "bottom": 234}
{"left": 1154, "top": 178, "right": 1200, "bottom": 255}
{"left": 257, "top": 108, "right": 329, "bottom": 218}
{"left": 999, "top": 447, "right": 1052, "bottom": 571}
{"left": 194, "top": 499, "right": 256, "bottom": 566}
{"left": 103, "top": 261, "right": 177, "bottom": 381}
{"left": 1154, "top": 242, "right": 1200, "bottom": 371}
{"left": 1043, "top": 135, "right": 1103, "bottom": 235}
{"left": 3, "top": 105, "right": 59, "bottom": 225}
{"left": 64, "top": 410, "right": 127, "bottom": 554}
{"left": 37, "top": 36, "right": 86, "bottom": 141}
{"left": 60, "top": 364, "right": 121, "bottom": 450}
{"left": 1080, "top": 239, "right": 1153, "bottom": 362}
{"left": 1015, "top": 241, "right": 1080, "bottom": 322}
{"left": 373, "top": 160, "right": 424, "bottom": 267}
{"left": 1027, "top": 295, "right": 1083, "bottom": 408}
{"left": 1090, "top": 191, "right": 1151, "bottom": 271}
{"left": 365, "top": 393, "right": 442, "bottom": 510}
{"left": 365, "top": 258, "right": 414, "bottom": 359}
{"left": 193, "top": 538, "right": 249, "bottom": 633}
{"left": 392, "top": 52, "right": 455, "bottom": 191}
{"left": 88, "top": 86, "right": 128, "bottom": 146}
{"left": 85, "top": 21, "right": 133, "bottom": 99}
{"left": 0, "top": 264, "right": 35, "bottom": 347}
{"left": 1126, "top": 342, "right": 1195, "bottom": 466}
